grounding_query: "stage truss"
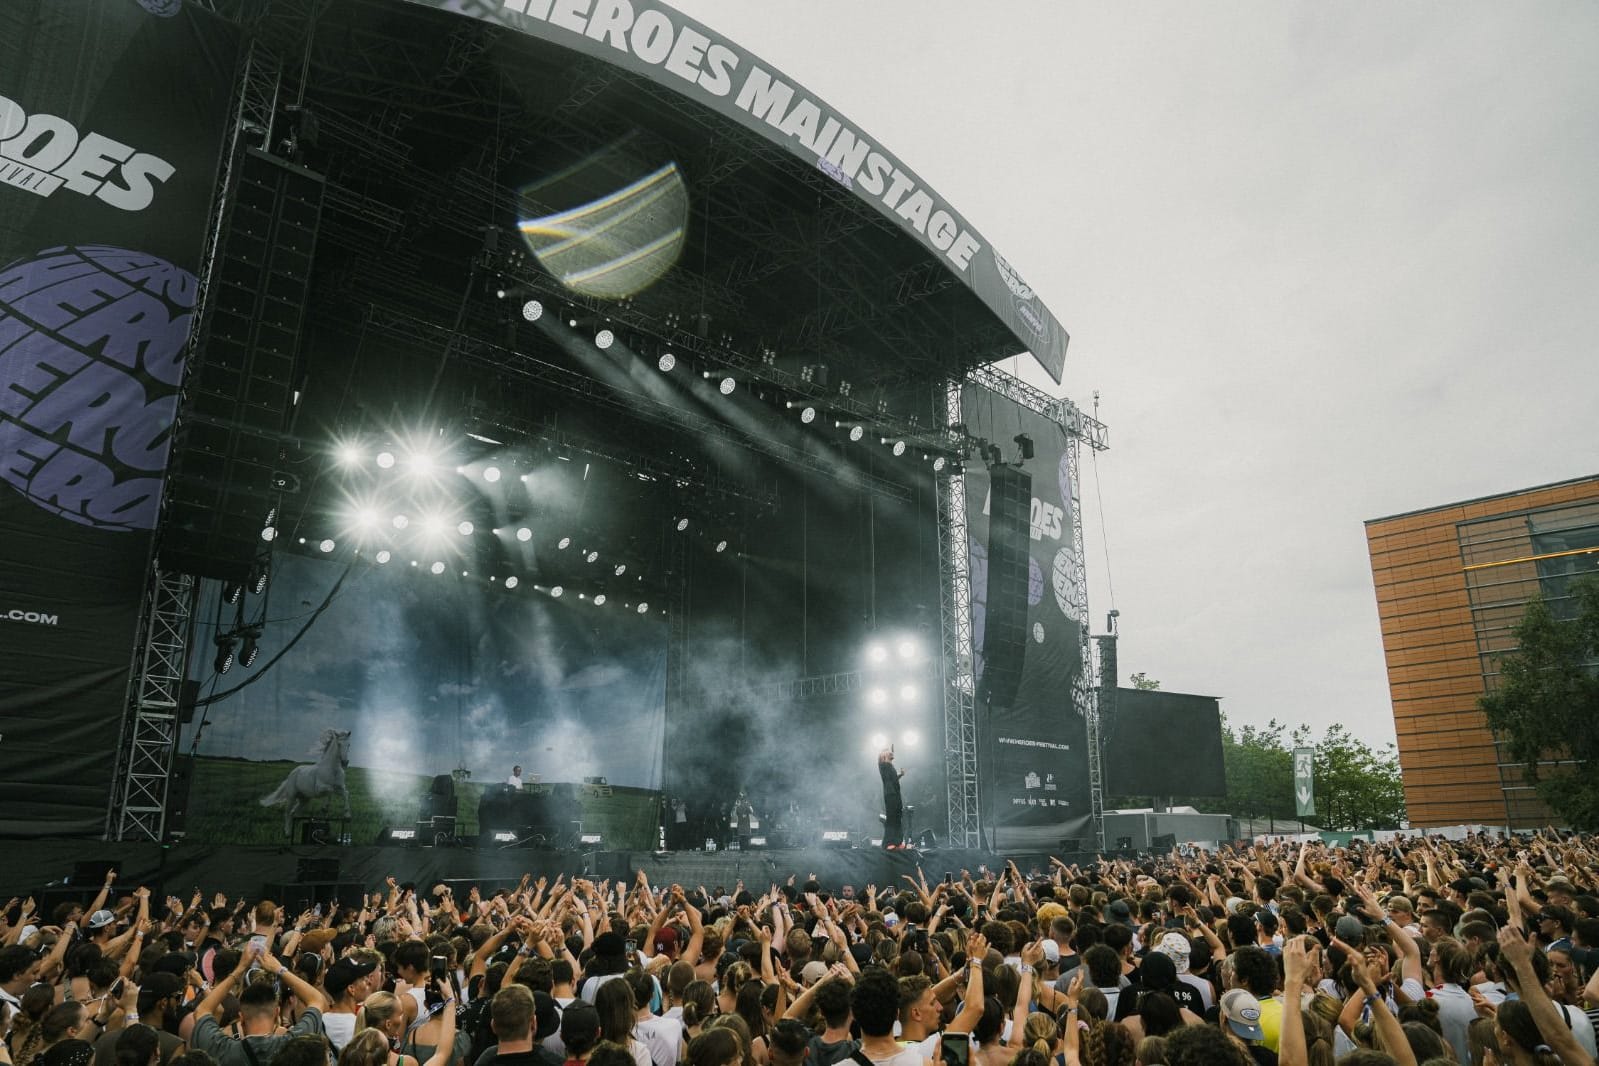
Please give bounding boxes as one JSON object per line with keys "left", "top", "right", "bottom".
{"left": 939, "top": 366, "right": 1108, "bottom": 851}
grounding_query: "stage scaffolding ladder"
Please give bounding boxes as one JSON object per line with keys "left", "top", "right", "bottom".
{"left": 111, "top": 571, "right": 198, "bottom": 842}
{"left": 938, "top": 380, "right": 980, "bottom": 849}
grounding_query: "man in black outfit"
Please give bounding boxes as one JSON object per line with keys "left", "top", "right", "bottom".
{"left": 878, "top": 748, "right": 903, "bottom": 849}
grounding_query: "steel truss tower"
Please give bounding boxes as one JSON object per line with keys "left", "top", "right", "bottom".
{"left": 939, "top": 366, "right": 1108, "bottom": 851}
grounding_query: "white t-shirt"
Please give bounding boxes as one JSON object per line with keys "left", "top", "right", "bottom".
{"left": 636, "top": 1017, "right": 683, "bottom": 1066}
{"left": 322, "top": 1011, "right": 358, "bottom": 1051}
{"left": 508, "top": 773, "right": 524, "bottom": 788}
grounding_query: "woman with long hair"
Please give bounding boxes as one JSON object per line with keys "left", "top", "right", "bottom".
{"left": 680, "top": 983, "right": 717, "bottom": 1041}
{"left": 343, "top": 977, "right": 455, "bottom": 1066}
{"left": 594, "top": 978, "right": 650, "bottom": 1066}
{"left": 705, "top": 1015, "right": 755, "bottom": 1066}
{"left": 686, "top": 1030, "right": 742, "bottom": 1066}
{"left": 7, "top": 985, "right": 56, "bottom": 1061}
{"left": 1492, "top": 1001, "right": 1564, "bottom": 1066}
{"left": 27, "top": 1003, "right": 92, "bottom": 1066}
{"left": 732, "top": 982, "right": 769, "bottom": 1066}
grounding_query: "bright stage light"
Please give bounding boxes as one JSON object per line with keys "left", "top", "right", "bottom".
{"left": 483, "top": 466, "right": 501, "bottom": 483}
{"left": 430, "top": 561, "right": 445, "bottom": 575}
{"left": 522, "top": 299, "right": 543, "bottom": 322}
{"left": 800, "top": 406, "right": 816, "bottom": 424}
{"left": 867, "top": 687, "right": 888, "bottom": 707}
{"left": 376, "top": 451, "right": 396, "bottom": 469}
{"left": 557, "top": 536, "right": 570, "bottom": 549}
{"left": 334, "top": 442, "right": 363, "bottom": 467}
{"left": 614, "top": 564, "right": 627, "bottom": 576}
{"left": 892, "top": 440, "right": 906, "bottom": 456}
{"left": 637, "top": 602, "right": 649, "bottom": 614}
{"left": 594, "top": 594, "right": 606, "bottom": 605}
{"left": 933, "top": 457, "right": 947, "bottom": 472}
{"left": 897, "top": 639, "right": 919, "bottom": 660}
{"left": 675, "top": 517, "right": 689, "bottom": 531}
{"left": 517, "top": 527, "right": 533, "bottom": 542}
{"left": 457, "top": 521, "right": 475, "bottom": 536}
{"left": 657, "top": 352, "right": 675, "bottom": 372}
{"left": 719, "top": 376, "right": 735, "bottom": 395}
{"left": 261, "top": 526, "right": 277, "bottom": 542}
{"left": 406, "top": 451, "right": 435, "bottom": 477}
{"left": 902, "top": 730, "right": 920, "bottom": 747}
{"left": 376, "top": 550, "right": 392, "bottom": 564}
{"left": 550, "top": 585, "right": 564, "bottom": 598}
{"left": 586, "top": 550, "right": 598, "bottom": 563}
{"left": 899, "top": 684, "right": 918, "bottom": 703}
{"left": 392, "top": 514, "right": 410, "bottom": 530}
{"left": 504, "top": 576, "right": 519, "bottom": 589}
{"left": 849, "top": 425, "right": 864, "bottom": 442}
{"left": 420, "top": 514, "right": 447, "bottom": 540}
{"left": 595, "top": 329, "right": 615, "bottom": 350}
{"left": 870, "top": 732, "right": 889, "bottom": 751}
{"left": 319, "top": 539, "right": 335, "bottom": 553}
{"left": 867, "top": 643, "right": 888, "bottom": 664}
{"left": 715, "top": 540, "right": 728, "bottom": 553}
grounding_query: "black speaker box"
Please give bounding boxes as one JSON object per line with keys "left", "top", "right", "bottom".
{"left": 980, "top": 464, "right": 1032, "bottom": 707}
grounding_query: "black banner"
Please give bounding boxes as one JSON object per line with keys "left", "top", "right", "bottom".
{"left": 962, "top": 385, "right": 1090, "bottom": 848}
{"left": 0, "top": 0, "right": 238, "bottom": 835}
{"left": 1104, "top": 690, "right": 1226, "bottom": 798}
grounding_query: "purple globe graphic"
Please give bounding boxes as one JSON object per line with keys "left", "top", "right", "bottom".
{"left": 0, "top": 245, "right": 194, "bottom": 531}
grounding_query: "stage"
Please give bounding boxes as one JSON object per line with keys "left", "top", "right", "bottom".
{"left": 1, "top": 840, "right": 1017, "bottom": 905}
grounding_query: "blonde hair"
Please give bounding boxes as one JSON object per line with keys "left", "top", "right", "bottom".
{"left": 340, "top": 1028, "right": 391, "bottom": 1066}
{"left": 358, "top": 990, "right": 403, "bottom": 1035}
{"left": 1023, "top": 1012, "right": 1059, "bottom": 1056}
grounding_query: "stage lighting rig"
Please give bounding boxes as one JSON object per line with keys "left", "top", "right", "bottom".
{"left": 214, "top": 634, "right": 236, "bottom": 675}
{"left": 1014, "top": 433, "right": 1035, "bottom": 462}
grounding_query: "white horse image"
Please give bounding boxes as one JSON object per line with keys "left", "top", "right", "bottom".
{"left": 260, "top": 729, "right": 352, "bottom": 836}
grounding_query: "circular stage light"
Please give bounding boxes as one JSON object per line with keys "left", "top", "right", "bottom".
{"left": 550, "top": 585, "right": 564, "bottom": 598}
{"left": 586, "top": 550, "right": 598, "bottom": 563}
{"left": 902, "top": 729, "right": 921, "bottom": 747}
{"left": 504, "top": 576, "right": 519, "bottom": 589}
{"left": 897, "top": 639, "right": 919, "bottom": 660}
{"left": 375, "top": 550, "right": 391, "bottom": 564}
{"left": 483, "top": 466, "right": 501, "bottom": 483}
{"left": 675, "top": 517, "right": 689, "bottom": 531}
{"left": 558, "top": 536, "right": 571, "bottom": 549}
{"left": 392, "top": 514, "right": 410, "bottom": 530}
{"left": 594, "top": 594, "right": 607, "bottom": 605}
{"left": 867, "top": 643, "right": 888, "bottom": 664}
{"left": 457, "top": 521, "right": 475, "bottom": 536}
{"left": 800, "top": 406, "right": 816, "bottom": 424}
{"left": 319, "top": 539, "right": 335, "bottom": 553}
{"left": 867, "top": 687, "right": 888, "bottom": 707}
{"left": 614, "top": 564, "right": 627, "bottom": 576}
{"left": 335, "top": 442, "right": 363, "bottom": 467}
{"left": 595, "top": 329, "right": 615, "bottom": 350}
{"left": 637, "top": 602, "right": 649, "bottom": 614}
{"left": 420, "top": 514, "right": 447, "bottom": 540}
{"left": 517, "top": 527, "right": 533, "bottom": 542}
{"left": 657, "top": 352, "right": 675, "bottom": 372}
{"left": 719, "top": 376, "right": 735, "bottom": 395}
{"left": 715, "top": 540, "right": 728, "bottom": 553}
{"left": 849, "top": 425, "right": 864, "bottom": 442}
{"left": 430, "top": 561, "right": 445, "bottom": 575}
{"left": 376, "top": 451, "right": 395, "bottom": 469}
{"left": 899, "top": 683, "right": 918, "bottom": 703}
{"left": 407, "top": 452, "right": 434, "bottom": 477}
{"left": 522, "top": 299, "right": 543, "bottom": 322}
{"left": 261, "top": 526, "right": 277, "bottom": 542}
{"left": 870, "top": 732, "right": 889, "bottom": 751}
{"left": 932, "top": 456, "right": 947, "bottom": 472}
{"left": 892, "top": 440, "right": 906, "bottom": 456}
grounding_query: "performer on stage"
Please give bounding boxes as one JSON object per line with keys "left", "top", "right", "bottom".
{"left": 878, "top": 747, "right": 904, "bottom": 849}
{"left": 507, "top": 765, "right": 524, "bottom": 789}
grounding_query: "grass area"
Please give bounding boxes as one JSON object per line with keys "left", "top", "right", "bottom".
{"left": 183, "top": 757, "right": 659, "bottom": 848}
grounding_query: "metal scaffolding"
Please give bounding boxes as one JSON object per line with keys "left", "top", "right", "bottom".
{"left": 109, "top": 571, "right": 198, "bottom": 842}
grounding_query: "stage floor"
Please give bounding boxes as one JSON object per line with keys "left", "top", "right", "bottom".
{"left": 2, "top": 839, "right": 1011, "bottom": 902}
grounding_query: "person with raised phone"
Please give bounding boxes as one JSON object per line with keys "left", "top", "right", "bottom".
{"left": 189, "top": 941, "right": 328, "bottom": 1066}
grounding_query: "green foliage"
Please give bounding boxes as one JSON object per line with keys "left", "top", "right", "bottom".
{"left": 1128, "top": 672, "right": 1161, "bottom": 690}
{"left": 1480, "top": 576, "right": 1599, "bottom": 830}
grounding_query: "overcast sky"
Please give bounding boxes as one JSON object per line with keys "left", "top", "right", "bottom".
{"left": 668, "top": 0, "right": 1599, "bottom": 747}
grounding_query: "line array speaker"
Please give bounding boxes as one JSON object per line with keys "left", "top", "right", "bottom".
{"left": 980, "top": 464, "right": 1032, "bottom": 707}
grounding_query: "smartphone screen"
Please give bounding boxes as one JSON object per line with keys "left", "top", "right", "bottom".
{"left": 942, "top": 1036, "right": 971, "bottom": 1066}
{"left": 429, "top": 954, "right": 448, "bottom": 978}
{"left": 625, "top": 939, "right": 637, "bottom": 957}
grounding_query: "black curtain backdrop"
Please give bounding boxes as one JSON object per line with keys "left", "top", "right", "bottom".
{"left": 0, "top": 0, "right": 239, "bottom": 835}
{"left": 962, "top": 385, "right": 1090, "bottom": 849}
{"left": 1104, "top": 689, "right": 1226, "bottom": 797}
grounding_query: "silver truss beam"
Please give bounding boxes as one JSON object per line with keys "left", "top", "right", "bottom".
{"left": 111, "top": 571, "right": 197, "bottom": 842}
{"left": 967, "top": 364, "right": 1110, "bottom": 452}
{"left": 940, "top": 380, "right": 981, "bottom": 849}
{"left": 1067, "top": 433, "right": 1105, "bottom": 850}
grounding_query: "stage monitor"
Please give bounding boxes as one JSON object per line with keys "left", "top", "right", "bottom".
{"left": 1103, "top": 689, "right": 1226, "bottom": 797}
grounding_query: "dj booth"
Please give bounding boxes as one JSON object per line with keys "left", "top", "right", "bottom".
{"left": 475, "top": 782, "right": 584, "bottom": 848}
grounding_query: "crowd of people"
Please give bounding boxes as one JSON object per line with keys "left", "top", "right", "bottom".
{"left": 2, "top": 831, "right": 1597, "bottom": 1066}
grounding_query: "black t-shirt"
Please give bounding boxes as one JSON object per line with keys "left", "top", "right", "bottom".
{"left": 879, "top": 762, "right": 901, "bottom": 805}
{"left": 473, "top": 1047, "right": 563, "bottom": 1066}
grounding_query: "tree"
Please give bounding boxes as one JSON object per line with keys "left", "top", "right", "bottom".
{"left": 1290, "top": 723, "right": 1407, "bottom": 831}
{"left": 1480, "top": 576, "right": 1599, "bottom": 829}
{"left": 1128, "top": 672, "right": 1161, "bottom": 691}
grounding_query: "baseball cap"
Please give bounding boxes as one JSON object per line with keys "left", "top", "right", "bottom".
{"left": 1152, "top": 932, "right": 1191, "bottom": 974}
{"left": 1107, "top": 900, "right": 1132, "bottom": 924}
{"left": 1039, "top": 939, "right": 1060, "bottom": 965}
{"left": 1334, "top": 915, "right": 1367, "bottom": 944}
{"left": 325, "top": 956, "right": 378, "bottom": 999}
{"left": 86, "top": 910, "right": 116, "bottom": 931}
{"left": 654, "top": 926, "right": 680, "bottom": 955}
{"left": 1221, "top": 989, "right": 1265, "bottom": 1042}
{"left": 533, "top": 991, "right": 562, "bottom": 1041}
{"left": 800, "top": 961, "right": 829, "bottom": 987}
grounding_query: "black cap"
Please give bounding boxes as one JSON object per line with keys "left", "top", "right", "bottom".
{"left": 592, "top": 932, "right": 626, "bottom": 958}
{"left": 326, "top": 956, "right": 378, "bottom": 999}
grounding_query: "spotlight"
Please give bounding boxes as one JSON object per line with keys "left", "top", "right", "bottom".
{"left": 1014, "top": 433, "right": 1035, "bottom": 461}
{"left": 892, "top": 440, "right": 906, "bottom": 456}
{"left": 376, "top": 451, "right": 395, "bottom": 469}
{"left": 675, "top": 517, "right": 689, "bottom": 531}
{"left": 224, "top": 583, "right": 242, "bottom": 605}
{"left": 719, "top": 376, "right": 735, "bottom": 395}
{"left": 867, "top": 688, "right": 888, "bottom": 707}
{"left": 517, "top": 527, "right": 533, "bottom": 542}
{"left": 250, "top": 564, "right": 270, "bottom": 596}
{"left": 637, "top": 602, "right": 649, "bottom": 614}
{"left": 522, "top": 299, "right": 543, "bottom": 322}
{"left": 240, "top": 631, "right": 260, "bottom": 669}
{"left": 376, "top": 550, "right": 392, "bottom": 564}
{"left": 849, "top": 425, "right": 864, "bottom": 442}
{"left": 551, "top": 585, "right": 564, "bottom": 598}
{"left": 899, "top": 684, "right": 918, "bottom": 703}
{"left": 867, "top": 643, "right": 888, "bottom": 664}
{"left": 430, "top": 561, "right": 445, "bottom": 575}
{"left": 614, "top": 564, "right": 627, "bottom": 576}
{"left": 504, "top": 576, "right": 519, "bottom": 589}
{"left": 334, "top": 442, "right": 363, "bottom": 467}
{"left": 483, "top": 466, "right": 501, "bottom": 483}
{"left": 420, "top": 514, "right": 447, "bottom": 540}
{"left": 870, "top": 732, "right": 889, "bottom": 751}
{"left": 457, "top": 521, "right": 475, "bottom": 536}
{"left": 213, "top": 635, "right": 235, "bottom": 675}
{"left": 897, "top": 639, "right": 919, "bottom": 660}
{"left": 354, "top": 508, "right": 380, "bottom": 532}
{"left": 595, "top": 328, "right": 615, "bottom": 350}
{"left": 392, "top": 514, "right": 410, "bottom": 530}
{"left": 586, "top": 550, "right": 598, "bottom": 563}
{"left": 933, "top": 456, "right": 947, "bottom": 472}
{"left": 594, "top": 594, "right": 607, "bottom": 605}
{"left": 800, "top": 406, "right": 816, "bottom": 424}
{"left": 319, "top": 538, "right": 335, "bottom": 553}
{"left": 715, "top": 540, "right": 728, "bottom": 553}
{"left": 261, "top": 526, "right": 277, "bottom": 542}
{"left": 657, "top": 352, "right": 675, "bottom": 372}
{"left": 495, "top": 286, "right": 507, "bottom": 299}
{"left": 903, "top": 729, "right": 921, "bottom": 747}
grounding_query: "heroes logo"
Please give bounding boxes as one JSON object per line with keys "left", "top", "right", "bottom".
{"left": 0, "top": 94, "right": 176, "bottom": 211}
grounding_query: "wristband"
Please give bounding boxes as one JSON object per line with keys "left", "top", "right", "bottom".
{"left": 126, "top": 1013, "right": 140, "bottom": 1023}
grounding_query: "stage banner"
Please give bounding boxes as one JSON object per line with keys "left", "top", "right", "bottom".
{"left": 177, "top": 553, "right": 667, "bottom": 847}
{"left": 962, "top": 384, "right": 1090, "bottom": 849}
{"left": 401, "top": 0, "right": 1070, "bottom": 383}
{"left": 0, "top": 0, "right": 239, "bottom": 835}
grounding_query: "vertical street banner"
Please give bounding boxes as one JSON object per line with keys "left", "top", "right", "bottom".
{"left": 1294, "top": 746, "right": 1316, "bottom": 817}
{"left": 962, "top": 384, "right": 1090, "bottom": 849}
{"left": 0, "top": 0, "right": 239, "bottom": 835}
